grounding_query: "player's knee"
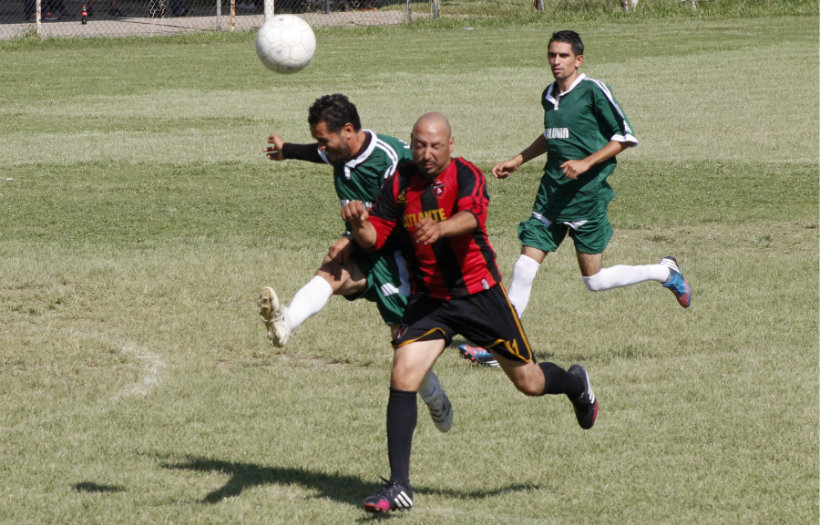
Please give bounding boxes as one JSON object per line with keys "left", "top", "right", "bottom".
{"left": 582, "top": 272, "right": 605, "bottom": 292}
{"left": 314, "top": 268, "right": 345, "bottom": 292}
{"left": 511, "top": 374, "right": 545, "bottom": 397}
{"left": 315, "top": 268, "right": 335, "bottom": 283}
{"left": 515, "top": 383, "right": 542, "bottom": 397}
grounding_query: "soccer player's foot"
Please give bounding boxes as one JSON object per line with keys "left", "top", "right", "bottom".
{"left": 568, "top": 364, "right": 598, "bottom": 430}
{"left": 362, "top": 478, "right": 413, "bottom": 513}
{"left": 419, "top": 372, "right": 452, "bottom": 432}
{"left": 257, "top": 286, "right": 292, "bottom": 347}
{"left": 458, "top": 344, "right": 499, "bottom": 367}
{"left": 660, "top": 256, "right": 691, "bottom": 308}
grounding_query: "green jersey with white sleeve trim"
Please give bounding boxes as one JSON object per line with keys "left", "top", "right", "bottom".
{"left": 319, "top": 130, "right": 411, "bottom": 210}
{"left": 533, "top": 73, "right": 637, "bottom": 222}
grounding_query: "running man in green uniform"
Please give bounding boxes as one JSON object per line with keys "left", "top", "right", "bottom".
{"left": 460, "top": 31, "right": 691, "bottom": 364}
{"left": 257, "top": 94, "right": 453, "bottom": 432}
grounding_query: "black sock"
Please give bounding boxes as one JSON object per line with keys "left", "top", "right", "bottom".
{"left": 539, "top": 362, "right": 583, "bottom": 398}
{"left": 386, "top": 388, "right": 417, "bottom": 487}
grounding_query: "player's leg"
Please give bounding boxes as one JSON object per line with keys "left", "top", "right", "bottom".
{"left": 459, "top": 218, "right": 560, "bottom": 367}
{"left": 458, "top": 244, "right": 543, "bottom": 366}
{"left": 391, "top": 338, "right": 448, "bottom": 391}
{"left": 508, "top": 217, "right": 565, "bottom": 315}
{"left": 258, "top": 255, "right": 365, "bottom": 347}
{"left": 364, "top": 295, "right": 453, "bottom": 513}
{"left": 363, "top": 337, "right": 447, "bottom": 513}
{"left": 292, "top": 255, "right": 366, "bottom": 321}
{"left": 492, "top": 342, "right": 598, "bottom": 430}
{"left": 373, "top": 255, "right": 450, "bottom": 433}
{"left": 388, "top": 324, "right": 453, "bottom": 433}
{"left": 578, "top": 250, "right": 669, "bottom": 286}
{"left": 572, "top": 215, "right": 691, "bottom": 306}
{"left": 506, "top": 245, "right": 548, "bottom": 316}
{"left": 460, "top": 285, "right": 598, "bottom": 429}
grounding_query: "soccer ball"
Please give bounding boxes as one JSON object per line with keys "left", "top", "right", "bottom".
{"left": 255, "top": 15, "right": 316, "bottom": 74}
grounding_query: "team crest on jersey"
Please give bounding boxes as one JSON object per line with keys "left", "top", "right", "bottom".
{"left": 397, "top": 189, "right": 407, "bottom": 204}
{"left": 432, "top": 181, "right": 445, "bottom": 196}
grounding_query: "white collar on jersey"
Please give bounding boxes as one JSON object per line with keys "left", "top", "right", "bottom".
{"left": 342, "top": 129, "right": 377, "bottom": 180}
{"left": 544, "top": 73, "right": 586, "bottom": 108}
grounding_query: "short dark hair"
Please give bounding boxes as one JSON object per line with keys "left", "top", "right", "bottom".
{"left": 549, "top": 30, "right": 584, "bottom": 57}
{"left": 307, "top": 93, "right": 361, "bottom": 133}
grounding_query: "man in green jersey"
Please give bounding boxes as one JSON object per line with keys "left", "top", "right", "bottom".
{"left": 257, "top": 94, "right": 453, "bottom": 432}
{"left": 463, "top": 32, "right": 690, "bottom": 364}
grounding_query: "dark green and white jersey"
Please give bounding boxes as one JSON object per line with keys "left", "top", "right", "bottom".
{"left": 534, "top": 73, "right": 637, "bottom": 222}
{"left": 317, "top": 130, "right": 411, "bottom": 209}
{"left": 279, "top": 130, "right": 412, "bottom": 323}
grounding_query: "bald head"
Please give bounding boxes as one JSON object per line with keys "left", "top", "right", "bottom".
{"left": 413, "top": 112, "right": 451, "bottom": 138}
{"left": 411, "top": 112, "right": 454, "bottom": 179}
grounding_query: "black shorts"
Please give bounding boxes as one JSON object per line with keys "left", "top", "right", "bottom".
{"left": 392, "top": 284, "right": 535, "bottom": 364}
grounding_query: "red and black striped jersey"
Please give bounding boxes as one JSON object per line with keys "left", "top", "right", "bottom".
{"left": 368, "top": 157, "right": 502, "bottom": 300}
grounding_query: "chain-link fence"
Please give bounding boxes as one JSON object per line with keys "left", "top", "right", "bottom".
{"left": 0, "top": 0, "right": 428, "bottom": 39}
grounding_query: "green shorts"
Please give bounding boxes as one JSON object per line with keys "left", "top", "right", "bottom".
{"left": 517, "top": 212, "right": 613, "bottom": 254}
{"left": 345, "top": 248, "right": 409, "bottom": 325}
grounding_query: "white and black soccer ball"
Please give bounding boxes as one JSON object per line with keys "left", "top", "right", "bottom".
{"left": 255, "top": 15, "right": 316, "bottom": 74}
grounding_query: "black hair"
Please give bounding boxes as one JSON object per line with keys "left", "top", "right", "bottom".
{"left": 549, "top": 30, "right": 584, "bottom": 57}
{"left": 307, "top": 93, "right": 361, "bottom": 132}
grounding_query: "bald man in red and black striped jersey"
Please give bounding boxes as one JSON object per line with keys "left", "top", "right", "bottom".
{"left": 342, "top": 112, "right": 599, "bottom": 514}
{"left": 365, "top": 131, "right": 499, "bottom": 300}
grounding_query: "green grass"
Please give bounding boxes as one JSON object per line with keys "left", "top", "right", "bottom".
{"left": 434, "top": 0, "right": 817, "bottom": 20}
{"left": 1, "top": 11, "right": 818, "bottom": 525}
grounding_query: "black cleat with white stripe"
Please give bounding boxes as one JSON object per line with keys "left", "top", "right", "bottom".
{"left": 568, "top": 364, "right": 598, "bottom": 430}
{"left": 362, "top": 478, "right": 413, "bottom": 513}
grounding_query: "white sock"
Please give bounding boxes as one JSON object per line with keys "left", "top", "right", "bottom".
{"left": 287, "top": 275, "right": 334, "bottom": 329}
{"left": 507, "top": 254, "right": 541, "bottom": 316}
{"left": 582, "top": 264, "right": 671, "bottom": 292}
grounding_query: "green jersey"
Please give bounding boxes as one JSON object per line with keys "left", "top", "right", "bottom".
{"left": 318, "top": 130, "right": 412, "bottom": 324}
{"left": 533, "top": 73, "right": 637, "bottom": 222}
{"left": 318, "top": 130, "right": 411, "bottom": 210}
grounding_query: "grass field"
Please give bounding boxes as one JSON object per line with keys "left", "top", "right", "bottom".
{"left": 1, "top": 8, "right": 818, "bottom": 525}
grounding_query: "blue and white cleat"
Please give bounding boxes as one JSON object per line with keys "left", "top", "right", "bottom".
{"left": 458, "top": 345, "right": 499, "bottom": 367}
{"left": 660, "top": 256, "right": 691, "bottom": 308}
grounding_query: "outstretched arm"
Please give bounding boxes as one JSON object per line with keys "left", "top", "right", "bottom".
{"left": 264, "top": 133, "right": 324, "bottom": 163}
{"left": 491, "top": 134, "right": 548, "bottom": 179}
{"left": 264, "top": 133, "right": 287, "bottom": 161}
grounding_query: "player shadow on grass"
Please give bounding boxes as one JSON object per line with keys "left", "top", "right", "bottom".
{"left": 162, "top": 454, "right": 539, "bottom": 507}
{"left": 73, "top": 481, "right": 125, "bottom": 493}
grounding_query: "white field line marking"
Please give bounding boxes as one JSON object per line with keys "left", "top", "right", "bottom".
{"left": 111, "top": 342, "right": 166, "bottom": 401}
